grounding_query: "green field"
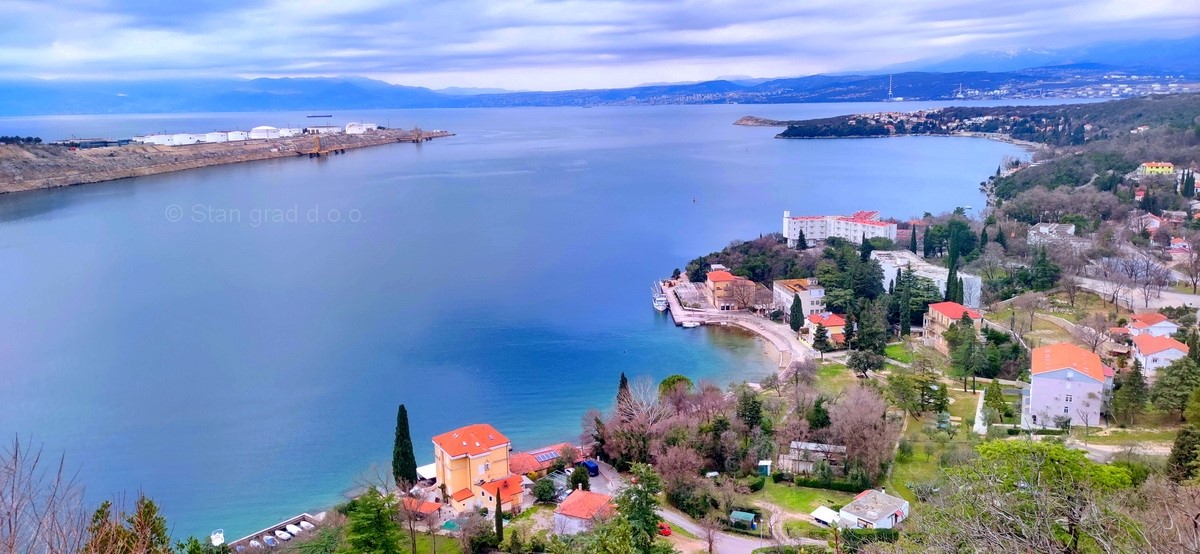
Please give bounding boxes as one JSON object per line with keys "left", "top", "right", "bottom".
{"left": 816, "top": 363, "right": 858, "bottom": 394}
{"left": 756, "top": 480, "right": 855, "bottom": 513}
{"left": 884, "top": 343, "right": 914, "bottom": 363}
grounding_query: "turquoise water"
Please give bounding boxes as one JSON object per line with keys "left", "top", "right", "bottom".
{"left": 0, "top": 103, "right": 1025, "bottom": 539}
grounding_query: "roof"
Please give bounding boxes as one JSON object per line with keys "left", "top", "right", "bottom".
{"left": 807, "top": 312, "right": 846, "bottom": 327}
{"left": 841, "top": 490, "right": 908, "bottom": 523}
{"left": 788, "top": 441, "right": 848, "bottom": 454}
{"left": 509, "top": 443, "right": 577, "bottom": 475}
{"left": 416, "top": 463, "right": 437, "bottom": 480}
{"left": 402, "top": 497, "right": 442, "bottom": 516}
{"left": 729, "top": 511, "right": 757, "bottom": 522}
{"left": 450, "top": 488, "right": 474, "bottom": 502}
{"left": 706, "top": 270, "right": 738, "bottom": 283}
{"left": 1130, "top": 313, "right": 1170, "bottom": 328}
{"left": 774, "top": 278, "right": 822, "bottom": 293}
{"left": 555, "top": 490, "right": 613, "bottom": 520}
{"left": 1142, "top": 162, "right": 1174, "bottom": 167}
{"left": 928, "top": 301, "right": 982, "bottom": 321}
{"left": 1133, "top": 334, "right": 1189, "bottom": 356}
{"left": 432, "top": 424, "right": 510, "bottom": 458}
{"left": 811, "top": 506, "right": 839, "bottom": 525}
{"left": 480, "top": 474, "right": 524, "bottom": 504}
{"left": 1031, "top": 343, "right": 1107, "bottom": 382}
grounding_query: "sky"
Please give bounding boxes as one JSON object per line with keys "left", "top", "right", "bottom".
{"left": 2, "top": 0, "right": 1199, "bottom": 90}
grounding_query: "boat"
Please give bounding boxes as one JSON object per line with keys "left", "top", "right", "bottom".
{"left": 210, "top": 529, "right": 225, "bottom": 546}
{"left": 306, "top": 115, "right": 332, "bottom": 118}
{"left": 274, "top": 529, "right": 292, "bottom": 541}
{"left": 299, "top": 521, "right": 316, "bottom": 531}
{"left": 652, "top": 282, "right": 668, "bottom": 312}
{"left": 682, "top": 321, "right": 701, "bottom": 328}
{"left": 248, "top": 540, "right": 262, "bottom": 549}
{"left": 285, "top": 524, "right": 303, "bottom": 535}
{"left": 261, "top": 535, "right": 277, "bottom": 547}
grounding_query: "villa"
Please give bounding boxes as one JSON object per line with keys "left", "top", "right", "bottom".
{"left": 923, "top": 301, "right": 982, "bottom": 356}
{"left": 431, "top": 423, "right": 525, "bottom": 513}
{"left": 772, "top": 278, "right": 827, "bottom": 321}
{"left": 509, "top": 442, "right": 580, "bottom": 479}
{"left": 705, "top": 270, "right": 754, "bottom": 310}
{"left": 804, "top": 312, "right": 846, "bottom": 346}
{"left": 1023, "top": 343, "right": 1112, "bottom": 428}
{"left": 1132, "top": 334, "right": 1189, "bottom": 380}
{"left": 838, "top": 489, "right": 910, "bottom": 530}
{"left": 553, "top": 489, "right": 614, "bottom": 535}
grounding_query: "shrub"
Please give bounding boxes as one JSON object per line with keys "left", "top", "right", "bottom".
{"left": 896, "top": 439, "right": 913, "bottom": 461}
{"left": 666, "top": 484, "right": 712, "bottom": 518}
{"left": 533, "top": 479, "right": 556, "bottom": 502}
{"left": 749, "top": 476, "right": 766, "bottom": 492}
{"left": 843, "top": 528, "right": 899, "bottom": 553}
{"left": 789, "top": 476, "right": 864, "bottom": 493}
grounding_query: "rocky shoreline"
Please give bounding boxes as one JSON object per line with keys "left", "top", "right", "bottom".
{"left": 0, "top": 129, "right": 453, "bottom": 194}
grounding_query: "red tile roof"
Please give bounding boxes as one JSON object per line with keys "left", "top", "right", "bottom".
{"left": 432, "top": 424, "right": 510, "bottom": 458}
{"left": 510, "top": 443, "right": 577, "bottom": 475}
{"left": 831, "top": 333, "right": 846, "bottom": 345}
{"left": 807, "top": 312, "right": 845, "bottom": 327}
{"left": 481, "top": 474, "right": 524, "bottom": 505}
{"left": 555, "top": 490, "right": 614, "bottom": 520}
{"left": 928, "top": 301, "right": 981, "bottom": 321}
{"left": 1032, "top": 343, "right": 1106, "bottom": 383}
{"left": 1133, "top": 334, "right": 1189, "bottom": 356}
{"left": 1130, "top": 313, "right": 1169, "bottom": 328}
{"left": 402, "top": 497, "right": 442, "bottom": 516}
{"left": 450, "top": 488, "right": 474, "bottom": 502}
{"left": 706, "top": 270, "right": 737, "bottom": 283}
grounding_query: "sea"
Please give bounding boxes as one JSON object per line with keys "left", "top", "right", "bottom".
{"left": 0, "top": 101, "right": 1041, "bottom": 539}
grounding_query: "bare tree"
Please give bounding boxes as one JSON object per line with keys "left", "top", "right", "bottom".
{"left": 782, "top": 358, "right": 817, "bottom": 388}
{"left": 829, "top": 386, "right": 898, "bottom": 478}
{"left": 1122, "top": 257, "right": 1171, "bottom": 307}
{"left": 395, "top": 481, "right": 422, "bottom": 554}
{"left": 727, "top": 279, "right": 758, "bottom": 310}
{"left": 1121, "top": 476, "right": 1200, "bottom": 553}
{"left": 1073, "top": 314, "right": 1111, "bottom": 353}
{"left": 1011, "top": 292, "right": 1044, "bottom": 335}
{"left": 1178, "top": 234, "right": 1200, "bottom": 293}
{"left": 1075, "top": 393, "right": 1099, "bottom": 445}
{"left": 698, "top": 515, "right": 723, "bottom": 554}
{"left": 0, "top": 436, "right": 88, "bottom": 554}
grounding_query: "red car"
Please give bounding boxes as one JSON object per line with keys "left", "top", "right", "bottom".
{"left": 657, "top": 522, "right": 672, "bottom": 536}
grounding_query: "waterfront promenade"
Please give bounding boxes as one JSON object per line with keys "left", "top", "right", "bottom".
{"left": 660, "top": 281, "right": 816, "bottom": 370}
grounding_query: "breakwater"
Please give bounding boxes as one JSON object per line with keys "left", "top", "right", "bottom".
{"left": 0, "top": 128, "right": 453, "bottom": 193}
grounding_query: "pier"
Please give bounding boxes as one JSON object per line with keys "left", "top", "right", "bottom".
{"left": 227, "top": 512, "right": 326, "bottom": 549}
{"left": 659, "top": 280, "right": 814, "bottom": 369}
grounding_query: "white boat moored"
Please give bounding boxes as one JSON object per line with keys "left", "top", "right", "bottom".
{"left": 210, "top": 529, "right": 224, "bottom": 546}
{"left": 274, "top": 529, "right": 292, "bottom": 541}
{"left": 299, "top": 521, "right": 316, "bottom": 531}
{"left": 286, "top": 524, "right": 303, "bottom": 535}
{"left": 681, "top": 321, "right": 700, "bottom": 328}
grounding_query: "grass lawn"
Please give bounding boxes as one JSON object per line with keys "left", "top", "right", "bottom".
{"left": 756, "top": 480, "right": 855, "bottom": 513}
{"left": 884, "top": 343, "right": 914, "bottom": 364}
{"left": 384, "top": 534, "right": 461, "bottom": 554}
{"left": 946, "top": 389, "right": 978, "bottom": 421}
{"left": 511, "top": 502, "right": 551, "bottom": 522}
{"left": 1073, "top": 428, "right": 1179, "bottom": 445}
{"left": 668, "top": 523, "right": 698, "bottom": 540}
{"left": 815, "top": 363, "right": 857, "bottom": 394}
{"left": 784, "top": 519, "right": 833, "bottom": 541}
{"left": 887, "top": 413, "right": 982, "bottom": 502}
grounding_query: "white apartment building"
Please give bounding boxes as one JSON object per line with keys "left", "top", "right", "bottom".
{"left": 772, "top": 278, "right": 826, "bottom": 320}
{"left": 782, "top": 210, "right": 897, "bottom": 248}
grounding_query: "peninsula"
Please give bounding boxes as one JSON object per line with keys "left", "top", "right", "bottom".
{"left": 0, "top": 127, "right": 454, "bottom": 194}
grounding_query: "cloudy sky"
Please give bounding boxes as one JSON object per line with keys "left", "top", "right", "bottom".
{"left": 2, "top": 0, "right": 1197, "bottom": 89}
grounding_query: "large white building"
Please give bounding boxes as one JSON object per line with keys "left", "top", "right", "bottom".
{"left": 249, "top": 126, "right": 281, "bottom": 139}
{"left": 782, "top": 210, "right": 897, "bottom": 248}
{"left": 870, "top": 250, "right": 982, "bottom": 309}
{"left": 772, "top": 278, "right": 826, "bottom": 320}
{"left": 1023, "top": 343, "right": 1112, "bottom": 428}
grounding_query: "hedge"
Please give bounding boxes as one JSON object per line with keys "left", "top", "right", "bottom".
{"left": 790, "top": 476, "right": 865, "bottom": 493}
{"left": 843, "top": 528, "right": 898, "bottom": 553}
{"left": 1006, "top": 428, "right": 1067, "bottom": 436}
{"left": 749, "top": 476, "right": 766, "bottom": 492}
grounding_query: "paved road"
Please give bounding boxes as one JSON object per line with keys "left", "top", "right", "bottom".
{"left": 658, "top": 507, "right": 769, "bottom": 554}
{"left": 1077, "top": 276, "right": 1200, "bottom": 311}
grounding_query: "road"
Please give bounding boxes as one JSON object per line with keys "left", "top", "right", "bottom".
{"left": 1077, "top": 275, "right": 1200, "bottom": 311}
{"left": 658, "top": 507, "right": 769, "bottom": 554}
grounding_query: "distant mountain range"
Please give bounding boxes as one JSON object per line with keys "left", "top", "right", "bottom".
{"left": 1, "top": 36, "right": 1196, "bottom": 116}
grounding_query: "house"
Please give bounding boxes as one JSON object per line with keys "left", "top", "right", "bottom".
{"left": 1133, "top": 213, "right": 1164, "bottom": 233}
{"left": 705, "top": 270, "right": 753, "bottom": 310}
{"left": 1027, "top": 223, "right": 1089, "bottom": 253}
{"left": 922, "top": 301, "right": 982, "bottom": 356}
{"left": 1125, "top": 313, "right": 1180, "bottom": 337}
{"left": 509, "top": 442, "right": 579, "bottom": 478}
{"left": 1023, "top": 343, "right": 1112, "bottom": 428}
{"left": 1138, "top": 162, "right": 1175, "bottom": 176}
{"left": 776, "top": 441, "right": 848, "bottom": 474}
{"left": 838, "top": 489, "right": 910, "bottom": 530}
{"left": 804, "top": 312, "right": 846, "bottom": 346}
{"left": 431, "top": 423, "right": 524, "bottom": 513}
{"left": 772, "top": 278, "right": 827, "bottom": 321}
{"left": 871, "top": 250, "right": 983, "bottom": 308}
{"left": 1132, "top": 334, "right": 1189, "bottom": 380}
{"left": 553, "top": 490, "right": 613, "bottom": 535}
{"left": 401, "top": 497, "right": 444, "bottom": 520}
{"left": 782, "top": 210, "right": 897, "bottom": 248}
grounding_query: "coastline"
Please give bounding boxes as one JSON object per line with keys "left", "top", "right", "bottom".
{"left": 0, "top": 129, "right": 453, "bottom": 194}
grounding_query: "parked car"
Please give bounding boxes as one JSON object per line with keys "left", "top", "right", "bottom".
{"left": 657, "top": 522, "right": 672, "bottom": 536}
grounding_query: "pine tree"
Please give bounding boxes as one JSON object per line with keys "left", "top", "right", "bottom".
{"left": 789, "top": 293, "right": 804, "bottom": 332}
{"left": 343, "top": 489, "right": 403, "bottom": 554}
{"left": 995, "top": 227, "right": 1008, "bottom": 250}
{"left": 392, "top": 404, "right": 418, "bottom": 486}
{"left": 842, "top": 312, "right": 856, "bottom": 348}
{"left": 1168, "top": 425, "right": 1200, "bottom": 481}
{"left": 812, "top": 324, "right": 832, "bottom": 353}
{"left": 909, "top": 227, "right": 918, "bottom": 253}
{"left": 795, "top": 229, "right": 808, "bottom": 250}
{"left": 984, "top": 379, "right": 1006, "bottom": 422}
{"left": 617, "top": 372, "right": 631, "bottom": 407}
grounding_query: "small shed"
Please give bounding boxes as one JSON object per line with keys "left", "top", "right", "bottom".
{"left": 729, "top": 511, "right": 757, "bottom": 529}
{"left": 757, "top": 460, "right": 772, "bottom": 476}
{"left": 811, "top": 506, "right": 839, "bottom": 527}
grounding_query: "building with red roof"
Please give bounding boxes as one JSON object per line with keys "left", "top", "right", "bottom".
{"left": 1132, "top": 334, "right": 1189, "bottom": 380}
{"left": 553, "top": 490, "right": 614, "bottom": 534}
{"left": 923, "top": 301, "right": 983, "bottom": 356}
{"left": 706, "top": 270, "right": 753, "bottom": 310}
{"left": 431, "top": 423, "right": 524, "bottom": 513}
{"left": 1126, "top": 313, "right": 1179, "bottom": 338}
{"left": 509, "top": 442, "right": 579, "bottom": 478}
{"left": 803, "top": 313, "right": 846, "bottom": 347}
{"left": 402, "top": 497, "right": 444, "bottom": 519}
{"left": 782, "top": 209, "right": 897, "bottom": 248}
{"left": 1024, "top": 343, "right": 1112, "bottom": 428}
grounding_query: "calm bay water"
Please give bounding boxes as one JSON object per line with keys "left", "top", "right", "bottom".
{"left": 0, "top": 102, "right": 1027, "bottom": 539}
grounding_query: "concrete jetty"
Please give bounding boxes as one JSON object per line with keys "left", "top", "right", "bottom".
{"left": 227, "top": 512, "right": 326, "bottom": 549}
{"left": 659, "top": 280, "right": 813, "bottom": 369}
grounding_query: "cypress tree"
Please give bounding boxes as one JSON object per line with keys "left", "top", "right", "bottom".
{"left": 909, "top": 227, "right": 918, "bottom": 253}
{"left": 795, "top": 229, "right": 808, "bottom": 250}
{"left": 979, "top": 227, "right": 988, "bottom": 250}
{"left": 789, "top": 293, "right": 804, "bottom": 332}
{"left": 945, "top": 260, "right": 958, "bottom": 302}
{"left": 957, "top": 277, "right": 965, "bottom": 304}
{"left": 922, "top": 227, "right": 933, "bottom": 257}
{"left": 392, "top": 404, "right": 418, "bottom": 485}
{"left": 899, "top": 290, "right": 912, "bottom": 336}
{"left": 495, "top": 494, "right": 504, "bottom": 538}
{"left": 617, "top": 372, "right": 631, "bottom": 406}
{"left": 995, "top": 227, "right": 1008, "bottom": 250}
{"left": 859, "top": 233, "right": 873, "bottom": 261}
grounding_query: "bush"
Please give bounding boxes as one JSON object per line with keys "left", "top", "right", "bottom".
{"left": 468, "top": 529, "right": 500, "bottom": 554}
{"left": 749, "top": 476, "right": 766, "bottom": 492}
{"left": 896, "top": 439, "right": 914, "bottom": 461}
{"left": 789, "top": 476, "right": 864, "bottom": 493}
{"left": 772, "top": 471, "right": 794, "bottom": 483}
{"left": 533, "top": 479, "right": 556, "bottom": 502}
{"left": 666, "top": 484, "right": 712, "bottom": 519}
{"left": 843, "top": 528, "right": 899, "bottom": 553}
{"left": 753, "top": 546, "right": 829, "bottom": 554}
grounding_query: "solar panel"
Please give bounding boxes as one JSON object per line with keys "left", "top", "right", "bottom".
{"left": 533, "top": 451, "right": 559, "bottom": 463}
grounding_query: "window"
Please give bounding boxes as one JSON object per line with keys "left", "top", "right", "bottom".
{"left": 1065, "top": 382, "right": 1072, "bottom": 390}
{"left": 1065, "top": 395, "right": 1073, "bottom": 403}
{"left": 1064, "top": 407, "right": 1070, "bottom": 414}
{"left": 484, "top": 461, "right": 491, "bottom": 472}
